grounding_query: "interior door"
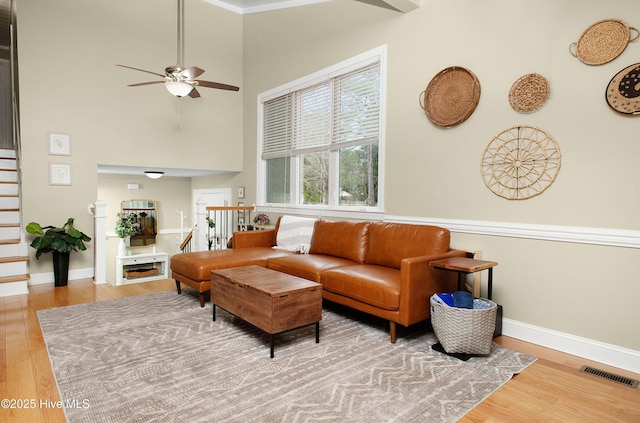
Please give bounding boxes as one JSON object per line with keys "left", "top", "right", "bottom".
{"left": 192, "top": 188, "right": 233, "bottom": 248}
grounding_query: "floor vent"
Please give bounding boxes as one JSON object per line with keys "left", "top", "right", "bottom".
{"left": 579, "top": 365, "right": 639, "bottom": 388}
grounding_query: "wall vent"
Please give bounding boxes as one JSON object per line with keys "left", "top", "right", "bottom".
{"left": 579, "top": 365, "right": 639, "bottom": 388}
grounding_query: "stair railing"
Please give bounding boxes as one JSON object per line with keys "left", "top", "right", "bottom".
{"left": 205, "top": 205, "right": 255, "bottom": 250}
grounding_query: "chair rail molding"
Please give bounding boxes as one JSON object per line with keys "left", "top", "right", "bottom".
{"left": 384, "top": 215, "right": 640, "bottom": 249}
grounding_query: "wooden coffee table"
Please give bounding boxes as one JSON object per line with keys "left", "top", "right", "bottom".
{"left": 211, "top": 265, "right": 322, "bottom": 358}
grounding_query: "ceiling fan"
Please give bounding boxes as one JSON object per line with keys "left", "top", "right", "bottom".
{"left": 117, "top": 0, "right": 239, "bottom": 98}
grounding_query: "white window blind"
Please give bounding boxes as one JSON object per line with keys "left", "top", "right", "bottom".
{"left": 262, "top": 61, "right": 380, "bottom": 159}
{"left": 333, "top": 64, "right": 380, "bottom": 146}
{"left": 262, "top": 94, "right": 292, "bottom": 157}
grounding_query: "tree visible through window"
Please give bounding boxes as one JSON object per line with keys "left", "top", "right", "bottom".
{"left": 258, "top": 47, "right": 385, "bottom": 212}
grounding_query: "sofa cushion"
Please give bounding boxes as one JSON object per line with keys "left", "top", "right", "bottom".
{"left": 366, "top": 222, "right": 450, "bottom": 269}
{"left": 321, "top": 264, "right": 401, "bottom": 311}
{"left": 309, "top": 220, "right": 369, "bottom": 263}
{"left": 170, "top": 247, "right": 294, "bottom": 281}
{"left": 267, "top": 254, "right": 356, "bottom": 283}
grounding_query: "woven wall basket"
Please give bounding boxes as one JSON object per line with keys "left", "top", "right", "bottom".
{"left": 570, "top": 18, "right": 639, "bottom": 65}
{"left": 509, "top": 73, "right": 549, "bottom": 113}
{"left": 420, "top": 66, "right": 481, "bottom": 127}
{"left": 606, "top": 62, "right": 640, "bottom": 115}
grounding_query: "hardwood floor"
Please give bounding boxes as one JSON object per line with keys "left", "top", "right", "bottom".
{"left": 1, "top": 278, "right": 639, "bottom": 422}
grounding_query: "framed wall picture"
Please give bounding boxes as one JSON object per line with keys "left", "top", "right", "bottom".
{"left": 237, "top": 202, "right": 245, "bottom": 224}
{"left": 48, "top": 133, "right": 71, "bottom": 156}
{"left": 238, "top": 186, "right": 245, "bottom": 199}
{"left": 49, "top": 163, "right": 72, "bottom": 185}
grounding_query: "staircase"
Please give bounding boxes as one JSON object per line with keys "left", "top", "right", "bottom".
{"left": 0, "top": 148, "right": 29, "bottom": 296}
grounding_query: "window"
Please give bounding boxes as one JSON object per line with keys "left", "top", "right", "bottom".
{"left": 257, "top": 46, "right": 385, "bottom": 214}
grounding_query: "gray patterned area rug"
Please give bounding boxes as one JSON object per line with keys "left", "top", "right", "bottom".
{"left": 38, "top": 290, "right": 536, "bottom": 423}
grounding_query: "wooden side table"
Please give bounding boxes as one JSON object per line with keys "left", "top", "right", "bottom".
{"left": 430, "top": 256, "right": 498, "bottom": 299}
{"left": 430, "top": 256, "right": 502, "bottom": 337}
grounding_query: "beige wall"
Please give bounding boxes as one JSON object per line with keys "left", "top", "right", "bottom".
{"left": 240, "top": 0, "right": 640, "bottom": 353}
{"left": 18, "top": 0, "right": 242, "bottom": 275}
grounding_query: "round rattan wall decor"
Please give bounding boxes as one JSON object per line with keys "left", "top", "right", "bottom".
{"left": 569, "top": 18, "right": 639, "bottom": 65}
{"left": 481, "top": 125, "right": 561, "bottom": 200}
{"left": 606, "top": 62, "right": 640, "bottom": 115}
{"left": 419, "top": 66, "right": 481, "bottom": 127}
{"left": 509, "top": 73, "right": 549, "bottom": 113}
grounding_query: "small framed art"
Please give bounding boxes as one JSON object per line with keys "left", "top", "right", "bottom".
{"left": 48, "top": 133, "right": 71, "bottom": 156}
{"left": 49, "top": 163, "right": 72, "bottom": 186}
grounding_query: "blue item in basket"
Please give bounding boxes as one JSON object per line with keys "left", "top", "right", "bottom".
{"left": 433, "top": 293, "right": 454, "bottom": 307}
{"left": 453, "top": 291, "right": 474, "bottom": 309}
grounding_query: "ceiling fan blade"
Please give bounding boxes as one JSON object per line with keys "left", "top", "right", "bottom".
{"left": 127, "top": 81, "right": 166, "bottom": 87}
{"left": 195, "top": 80, "right": 240, "bottom": 92}
{"left": 117, "top": 64, "right": 165, "bottom": 79}
{"left": 188, "top": 87, "right": 201, "bottom": 98}
{"left": 180, "top": 66, "right": 205, "bottom": 80}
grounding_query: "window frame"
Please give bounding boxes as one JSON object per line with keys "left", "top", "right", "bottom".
{"left": 256, "top": 45, "right": 386, "bottom": 219}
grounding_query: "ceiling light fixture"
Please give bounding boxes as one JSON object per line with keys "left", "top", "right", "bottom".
{"left": 144, "top": 171, "right": 164, "bottom": 179}
{"left": 165, "top": 81, "right": 193, "bottom": 97}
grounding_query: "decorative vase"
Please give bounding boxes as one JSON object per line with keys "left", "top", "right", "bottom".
{"left": 52, "top": 251, "right": 70, "bottom": 287}
{"left": 118, "top": 237, "right": 126, "bottom": 257}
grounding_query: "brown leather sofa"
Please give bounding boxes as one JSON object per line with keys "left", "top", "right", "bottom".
{"left": 170, "top": 218, "right": 466, "bottom": 343}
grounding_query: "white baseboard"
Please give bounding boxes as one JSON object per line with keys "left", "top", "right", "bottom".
{"left": 503, "top": 318, "right": 640, "bottom": 374}
{"left": 28, "top": 267, "right": 95, "bottom": 285}
{"left": 0, "top": 281, "right": 29, "bottom": 297}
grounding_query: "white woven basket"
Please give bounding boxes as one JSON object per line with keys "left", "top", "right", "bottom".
{"left": 430, "top": 297, "right": 497, "bottom": 355}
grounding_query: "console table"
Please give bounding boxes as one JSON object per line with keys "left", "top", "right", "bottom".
{"left": 115, "top": 252, "right": 169, "bottom": 286}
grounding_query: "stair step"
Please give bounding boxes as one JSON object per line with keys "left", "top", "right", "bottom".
{"left": 0, "top": 197, "right": 20, "bottom": 209}
{"left": 0, "top": 149, "right": 16, "bottom": 159}
{"left": 0, "top": 170, "right": 18, "bottom": 183}
{"left": 0, "top": 158, "right": 17, "bottom": 170}
{"left": 0, "top": 256, "right": 28, "bottom": 263}
{"left": 0, "top": 226, "right": 20, "bottom": 240}
{"left": 0, "top": 238, "right": 20, "bottom": 245}
{"left": 0, "top": 274, "right": 30, "bottom": 284}
{"left": 0, "top": 210, "right": 20, "bottom": 225}
{"left": 0, "top": 260, "right": 28, "bottom": 275}
{"left": 0, "top": 242, "right": 24, "bottom": 256}
{"left": 0, "top": 182, "right": 18, "bottom": 195}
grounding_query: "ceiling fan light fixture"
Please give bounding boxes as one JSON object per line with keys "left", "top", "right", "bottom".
{"left": 144, "top": 171, "right": 164, "bottom": 179}
{"left": 165, "top": 81, "right": 193, "bottom": 97}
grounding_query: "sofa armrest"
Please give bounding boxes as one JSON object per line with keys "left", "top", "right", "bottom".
{"left": 232, "top": 229, "right": 276, "bottom": 248}
{"left": 398, "top": 249, "right": 467, "bottom": 326}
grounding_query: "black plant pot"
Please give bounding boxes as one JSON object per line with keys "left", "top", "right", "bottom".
{"left": 52, "top": 251, "right": 70, "bottom": 287}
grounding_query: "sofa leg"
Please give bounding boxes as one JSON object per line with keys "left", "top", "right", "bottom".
{"left": 175, "top": 280, "right": 182, "bottom": 294}
{"left": 199, "top": 292, "right": 205, "bottom": 307}
{"left": 389, "top": 321, "right": 397, "bottom": 343}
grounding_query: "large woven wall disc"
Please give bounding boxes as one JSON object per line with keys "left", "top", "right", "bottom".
{"left": 569, "top": 19, "right": 639, "bottom": 65}
{"left": 606, "top": 62, "right": 640, "bottom": 115}
{"left": 481, "top": 125, "right": 561, "bottom": 200}
{"left": 509, "top": 73, "right": 549, "bottom": 113}
{"left": 420, "top": 66, "right": 481, "bottom": 127}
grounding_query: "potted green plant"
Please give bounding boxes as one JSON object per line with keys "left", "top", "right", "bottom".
{"left": 25, "top": 218, "right": 92, "bottom": 287}
{"left": 115, "top": 212, "right": 137, "bottom": 256}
